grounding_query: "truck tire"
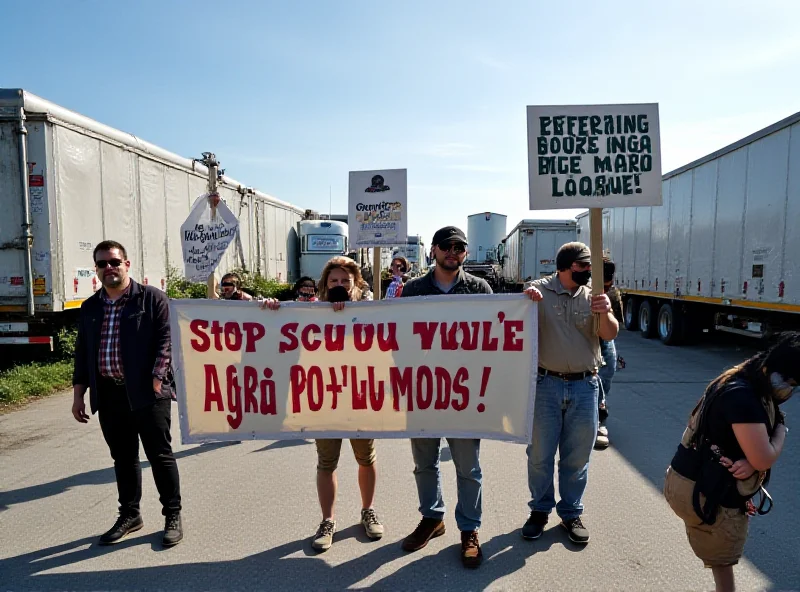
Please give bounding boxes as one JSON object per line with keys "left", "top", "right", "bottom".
{"left": 624, "top": 296, "right": 639, "bottom": 331}
{"left": 657, "top": 303, "right": 684, "bottom": 345}
{"left": 639, "top": 300, "right": 656, "bottom": 338}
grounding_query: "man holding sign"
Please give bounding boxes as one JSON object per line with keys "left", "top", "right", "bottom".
{"left": 523, "top": 242, "right": 618, "bottom": 544}
{"left": 400, "top": 226, "right": 492, "bottom": 568}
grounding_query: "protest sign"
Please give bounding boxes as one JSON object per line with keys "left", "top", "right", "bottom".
{"left": 348, "top": 169, "right": 408, "bottom": 247}
{"left": 170, "top": 294, "right": 537, "bottom": 444}
{"left": 180, "top": 193, "right": 240, "bottom": 282}
{"left": 527, "top": 103, "right": 662, "bottom": 209}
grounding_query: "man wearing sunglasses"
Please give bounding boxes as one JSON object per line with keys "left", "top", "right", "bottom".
{"left": 71, "top": 240, "right": 184, "bottom": 548}
{"left": 219, "top": 272, "right": 253, "bottom": 301}
{"left": 399, "top": 226, "right": 492, "bottom": 568}
{"left": 521, "top": 242, "right": 618, "bottom": 546}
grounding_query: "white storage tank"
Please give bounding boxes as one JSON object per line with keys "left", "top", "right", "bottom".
{"left": 467, "top": 212, "right": 507, "bottom": 263}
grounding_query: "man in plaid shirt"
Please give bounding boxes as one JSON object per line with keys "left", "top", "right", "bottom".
{"left": 72, "top": 240, "right": 183, "bottom": 547}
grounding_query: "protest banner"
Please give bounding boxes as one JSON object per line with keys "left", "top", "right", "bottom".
{"left": 170, "top": 294, "right": 537, "bottom": 444}
{"left": 348, "top": 169, "right": 408, "bottom": 248}
{"left": 180, "top": 192, "right": 240, "bottom": 283}
{"left": 527, "top": 103, "right": 662, "bottom": 210}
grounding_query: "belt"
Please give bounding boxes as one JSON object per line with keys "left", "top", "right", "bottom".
{"left": 99, "top": 375, "right": 126, "bottom": 386}
{"left": 538, "top": 367, "right": 596, "bottom": 381}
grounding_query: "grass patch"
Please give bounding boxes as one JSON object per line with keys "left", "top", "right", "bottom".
{"left": 0, "top": 360, "right": 73, "bottom": 408}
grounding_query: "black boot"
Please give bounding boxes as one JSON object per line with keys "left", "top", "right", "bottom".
{"left": 162, "top": 513, "right": 183, "bottom": 547}
{"left": 99, "top": 514, "right": 143, "bottom": 545}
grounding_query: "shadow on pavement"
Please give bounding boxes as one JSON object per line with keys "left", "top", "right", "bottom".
{"left": 0, "top": 442, "right": 237, "bottom": 512}
{"left": 0, "top": 528, "right": 586, "bottom": 592}
{"left": 609, "top": 331, "right": 800, "bottom": 590}
{"left": 252, "top": 439, "right": 312, "bottom": 453}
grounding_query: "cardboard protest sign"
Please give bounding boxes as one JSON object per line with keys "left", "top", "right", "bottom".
{"left": 180, "top": 193, "right": 239, "bottom": 282}
{"left": 348, "top": 169, "right": 408, "bottom": 247}
{"left": 170, "top": 295, "right": 537, "bottom": 443}
{"left": 527, "top": 104, "right": 662, "bottom": 209}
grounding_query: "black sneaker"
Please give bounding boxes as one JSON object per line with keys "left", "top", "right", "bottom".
{"left": 162, "top": 513, "right": 183, "bottom": 547}
{"left": 521, "top": 511, "right": 548, "bottom": 540}
{"left": 99, "top": 514, "right": 143, "bottom": 545}
{"left": 561, "top": 517, "right": 590, "bottom": 544}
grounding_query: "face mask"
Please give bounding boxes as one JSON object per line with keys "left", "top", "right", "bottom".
{"left": 770, "top": 372, "right": 799, "bottom": 404}
{"left": 327, "top": 285, "right": 350, "bottom": 303}
{"left": 571, "top": 269, "right": 591, "bottom": 286}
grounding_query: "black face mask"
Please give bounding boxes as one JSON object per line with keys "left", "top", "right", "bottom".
{"left": 571, "top": 270, "right": 591, "bottom": 286}
{"left": 327, "top": 285, "right": 350, "bottom": 303}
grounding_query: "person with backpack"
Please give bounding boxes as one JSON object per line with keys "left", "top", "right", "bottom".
{"left": 664, "top": 332, "right": 798, "bottom": 592}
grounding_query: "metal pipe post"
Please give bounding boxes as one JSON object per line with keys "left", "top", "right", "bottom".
{"left": 17, "top": 107, "right": 35, "bottom": 317}
{"left": 205, "top": 153, "right": 219, "bottom": 299}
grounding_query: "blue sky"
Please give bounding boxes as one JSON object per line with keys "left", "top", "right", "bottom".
{"left": 3, "top": 0, "right": 799, "bottom": 248}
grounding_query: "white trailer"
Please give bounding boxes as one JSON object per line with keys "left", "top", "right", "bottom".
{"left": 499, "top": 219, "right": 577, "bottom": 291}
{"left": 0, "top": 88, "right": 305, "bottom": 348}
{"left": 297, "top": 219, "right": 348, "bottom": 281}
{"left": 586, "top": 110, "right": 800, "bottom": 345}
{"left": 467, "top": 212, "right": 507, "bottom": 263}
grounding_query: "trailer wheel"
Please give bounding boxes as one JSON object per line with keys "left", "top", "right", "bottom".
{"left": 657, "top": 303, "right": 684, "bottom": 345}
{"left": 639, "top": 300, "right": 656, "bottom": 338}
{"left": 624, "top": 297, "right": 639, "bottom": 331}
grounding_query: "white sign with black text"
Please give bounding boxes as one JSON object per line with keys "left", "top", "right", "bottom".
{"left": 348, "top": 169, "right": 408, "bottom": 248}
{"left": 180, "top": 193, "right": 240, "bottom": 282}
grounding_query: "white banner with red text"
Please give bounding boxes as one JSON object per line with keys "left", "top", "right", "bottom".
{"left": 170, "top": 294, "right": 538, "bottom": 444}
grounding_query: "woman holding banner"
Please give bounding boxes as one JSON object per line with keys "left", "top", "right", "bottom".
{"left": 261, "top": 256, "right": 383, "bottom": 551}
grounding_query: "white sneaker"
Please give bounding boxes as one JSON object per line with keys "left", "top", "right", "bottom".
{"left": 361, "top": 508, "right": 384, "bottom": 539}
{"left": 595, "top": 425, "right": 610, "bottom": 449}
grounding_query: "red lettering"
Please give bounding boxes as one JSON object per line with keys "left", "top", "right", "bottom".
{"left": 260, "top": 368, "right": 276, "bottom": 415}
{"left": 324, "top": 325, "right": 346, "bottom": 351}
{"left": 289, "top": 365, "right": 306, "bottom": 413}
{"left": 211, "top": 321, "right": 224, "bottom": 351}
{"left": 190, "top": 320, "right": 210, "bottom": 352}
{"left": 280, "top": 323, "right": 299, "bottom": 353}
{"left": 413, "top": 322, "right": 438, "bottom": 350}
{"left": 459, "top": 321, "right": 481, "bottom": 350}
{"left": 434, "top": 367, "right": 451, "bottom": 409}
{"left": 243, "top": 322, "right": 266, "bottom": 353}
{"left": 301, "top": 324, "right": 321, "bottom": 352}
{"left": 327, "top": 367, "right": 342, "bottom": 409}
{"left": 377, "top": 323, "right": 399, "bottom": 351}
{"left": 224, "top": 322, "right": 243, "bottom": 351}
{"left": 452, "top": 367, "right": 470, "bottom": 411}
{"left": 204, "top": 364, "right": 223, "bottom": 411}
{"left": 354, "top": 323, "right": 374, "bottom": 352}
{"left": 351, "top": 366, "right": 368, "bottom": 410}
{"left": 243, "top": 366, "right": 258, "bottom": 413}
{"left": 390, "top": 367, "right": 414, "bottom": 411}
{"left": 503, "top": 320, "right": 524, "bottom": 351}
{"left": 307, "top": 366, "right": 324, "bottom": 412}
{"left": 226, "top": 365, "right": 242, "bottom": 429}
{"left": 367, "top": 366, "right": 385, "bottom": 410}
{"left": 481, "top": 321, "right": 499, "bottom": 351}
{"left": 440, "top": 323, "right": 459, "bottom": 350}
{"left": 416, "top": 366, "right": 433, "bottom": 410}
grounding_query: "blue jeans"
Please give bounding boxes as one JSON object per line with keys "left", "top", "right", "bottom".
{"left": 526, "top": 373, "right": 599, "bottom": 520}
{"left": 411, "top": 438, "right": 482, "bottom": 532}
{"left": 598, "top": 339, "right": 617, "bottom": 422}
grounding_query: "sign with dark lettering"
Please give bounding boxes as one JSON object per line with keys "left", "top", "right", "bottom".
{"left": 180, "top": 193, "right": 240, "bottom": 282}
{"left": 348, "top": 169, "right": 408, "bottom": 247}
{"left": 170, "top": 295, "right": 537, "bottom": 443}
{"left": 527, "top": 104, "right": 662, "bottom": 209}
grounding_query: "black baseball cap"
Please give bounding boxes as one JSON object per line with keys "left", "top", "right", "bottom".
{"left": 432, "top": 226, "right": 467, "bottom": 246}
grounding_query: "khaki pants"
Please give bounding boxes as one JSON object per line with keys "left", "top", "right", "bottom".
{"left": 316, "top": 439, "right": 376, "bottom": 472}
{"left": 664, "top": 466, "right": 749, "bottom": 567}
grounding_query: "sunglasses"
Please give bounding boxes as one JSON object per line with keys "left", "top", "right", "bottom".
{"left": 221, "top": 282, "right": 237, "bottom": 288}
{"left": 95, "top": 259, "right": 123, "bottom": 269}
{"left": 439, "top": 242, "right": 466, "bottom": 254}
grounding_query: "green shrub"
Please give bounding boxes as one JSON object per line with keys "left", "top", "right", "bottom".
{"left": 165, "top": 266, "right": 294, "bottom": 301}
{"left": 55, "top": 326, "right": 78, "bottom": 360}
{"left": 0, "top": 360, "right": 73, "bottom": 406}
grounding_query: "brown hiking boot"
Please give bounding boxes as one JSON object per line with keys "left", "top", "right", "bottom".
{"left": 402, "top": 517, "right": 445, "bottom": 552}
{"left": 460, "top": 530, "right": 483, "bottom": 568}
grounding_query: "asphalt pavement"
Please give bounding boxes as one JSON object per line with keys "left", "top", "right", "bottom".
{"left": 1, "top": 330, "right": 798, "bottom": 591}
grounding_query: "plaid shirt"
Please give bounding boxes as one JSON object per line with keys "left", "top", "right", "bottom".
{"left": 98, "top": 285, "right": 131, "bottom": 379}
{"left": 98, "top": 283, "right": 171, "bottom": 381}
